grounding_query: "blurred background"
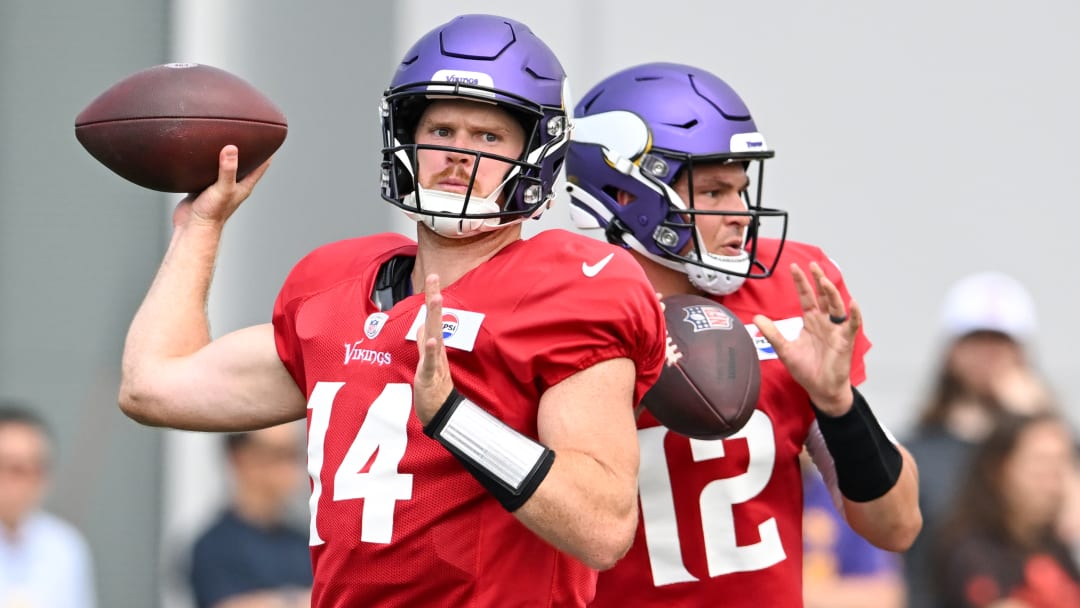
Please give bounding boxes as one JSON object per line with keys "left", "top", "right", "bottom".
{"left": 1, "top": 0, "right": 1077, "bottom": 606}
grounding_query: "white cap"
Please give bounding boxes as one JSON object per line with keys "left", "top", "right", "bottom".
{"left": 940, "top": 271, "right": 1038, "bottom": 343}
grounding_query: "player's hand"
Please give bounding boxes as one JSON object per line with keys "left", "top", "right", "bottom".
{"left": 753, "top": 262, "right": 861, "bottom": 415}
{"left": 172, "top": 145, "right": 272, "bottom": 229}
{"left": 414, "top": 274, "right": 454, "bottom": 425}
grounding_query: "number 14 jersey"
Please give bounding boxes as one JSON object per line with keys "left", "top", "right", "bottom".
{"left": 273, "top": 231, "right": 665, "bottom": 608}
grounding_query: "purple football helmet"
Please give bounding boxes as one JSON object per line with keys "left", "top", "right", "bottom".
{"left": 566, "top": 62, "right": 788, "bottom": 294}
{"left": 380, "top": 14, "right": 571, "bottom": 237}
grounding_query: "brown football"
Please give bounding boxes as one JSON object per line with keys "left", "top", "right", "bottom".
{"left": 641, "top": 293, "right": 761, "bottom": 439}
{"left": 75, "top": 62, "right": 287, "bottom": 193}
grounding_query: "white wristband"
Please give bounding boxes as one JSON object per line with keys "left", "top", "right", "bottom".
{"left": 438, "top": 396, "right": 547, "bottom": 491}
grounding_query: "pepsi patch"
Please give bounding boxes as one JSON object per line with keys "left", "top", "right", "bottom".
{"left": 406, "top": 306, "right": 485, "bottom": 352}
{"left": 441, "top": 313, "right": 459, "bottom": 339}
{"left": 745, "top": 317, "right": 804, "bottom": 361}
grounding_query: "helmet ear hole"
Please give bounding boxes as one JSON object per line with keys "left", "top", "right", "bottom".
{"left": 607, "top": 187, "right": 634, "bottom": 207}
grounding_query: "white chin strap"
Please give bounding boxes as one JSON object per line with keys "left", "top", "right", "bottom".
{"left": 685, "top": 249, "right": 750, "bottom": 295}
{"left": 402, "top": 185, "right": 504, "bottom": 238}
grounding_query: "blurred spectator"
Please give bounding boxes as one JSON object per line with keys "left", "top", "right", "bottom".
{"left": 933, "top": 412, "right": 1080, "bottom": 607}
{"left": 904, "top": 271, "right": 1055, "bottom": 608}
{"left": 1059, "top": 450, "right": 1080, "bottom": 567}
{"left": 0, "top": 402, "right": 97, "bottom": 608}
{"left": 188, "top": 422, "right": 311, "bottom": 608}
{"left": 802, "top": 452, "right": 904, "bottom": 608}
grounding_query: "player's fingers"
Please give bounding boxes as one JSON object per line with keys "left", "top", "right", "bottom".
{"left": 423, "top": 335, "right": 442, "bottom": 377}
{"left": 415, "top": 321, "right": 428, "bottom": 363}
{"left": 186, "top": 146, "right": 246, "bottom": 224}
{"left": 424, "top": 274, "right": 445, "bottom": 351}
{"left": 753, "top": 314, "right": 787, "bottom": 354}
{"left": 789, "top": 264, "right": 819, "bottom": 314}
{"left": 414, "top": 276, "right": 442, "bottom": 379}
{"left": 847, "top": 298, "right": 863, "bottom": 339}
{"left": 216, "top": 145, "right": 240, "bottom": 186}
{"left": 425, "top": 273, "right": 441, "bottom": 299}
{"left": 809, "top": 262, "right": 846, "bottom": 319}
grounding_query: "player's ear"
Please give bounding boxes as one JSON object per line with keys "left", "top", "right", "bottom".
{"left": 616, "top": 190, "right": 635, "bottom": 206}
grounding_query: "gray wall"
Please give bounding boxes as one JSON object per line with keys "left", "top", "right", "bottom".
{"left": 0, "top": 1, "right": 395, "bottom": 607}
{"left": 1, "top": 2, "right": 170, "bottom": 607}
{"left": 1, "top": 1, "right": 174, "bottom": 607}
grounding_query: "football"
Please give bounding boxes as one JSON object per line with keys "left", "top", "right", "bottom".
{"left": 640, "top": 294, "right": 761, "bottom": 440}
{"left": 75, "top": 62, "right": 288, "bottom": 193}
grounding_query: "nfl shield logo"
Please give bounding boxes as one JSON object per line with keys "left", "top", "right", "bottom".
{"left": 364, "top": 313, "right": 389, "bottom": 339}
{"left": 682, "top": 305, "right": 733, "bottom": 332}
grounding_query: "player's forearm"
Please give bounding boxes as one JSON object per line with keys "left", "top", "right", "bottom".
{"left": 514, "top": 449, "right": 639, "bottom": 570}
{"left": 119, "top": 219, "right": 223, "bottom": 424}
{"left": 421, "top": 358, "right": 642, "bottom": 569}
{"left": 810, "top": 387, "right": 922, "bottom": 551}
{"left": 843, "top": 447, "right": 921, "bottom": 551}
{"left": 421, "top": 392, "right": 639, "bottom": 569}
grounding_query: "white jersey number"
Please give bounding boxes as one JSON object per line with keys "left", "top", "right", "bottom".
{"left": 307, "top": 381, "right": 414, "bottom": 545}
{"left": 638, "top": 410, "right": 785, "bottom": 585}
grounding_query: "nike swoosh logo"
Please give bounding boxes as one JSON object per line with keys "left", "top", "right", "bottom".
{"left": 582, "top": 252, "right": 615, "bottom": 277}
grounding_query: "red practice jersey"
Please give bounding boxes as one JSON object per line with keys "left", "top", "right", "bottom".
{"left": 273, "top": 230, "right": 665, "bottom": 608}
{"left": 591, "top": 239, "right": 871, "bottom": 607}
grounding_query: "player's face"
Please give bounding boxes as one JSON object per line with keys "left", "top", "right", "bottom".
{"left": 414, "top": 100, "right": 526, "bottom": 201}
{"left": 999, "top": 420, "right": 1073, "bottom": 533}
{"left": 672, "top": 162, "right": 752, "bottom": 257}
{"left": 0, "top": 423, "right": 50, "bottom": 528}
